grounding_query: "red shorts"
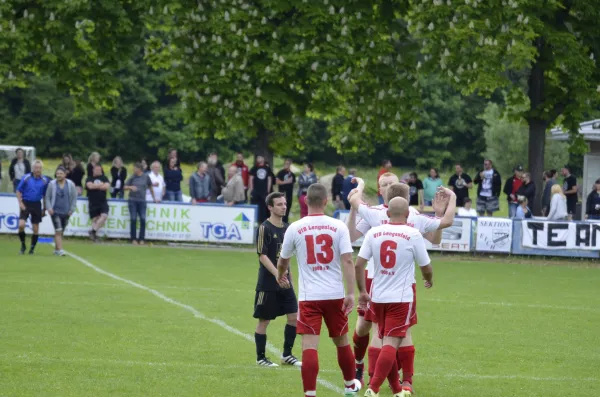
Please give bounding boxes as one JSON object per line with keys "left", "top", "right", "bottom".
{"left": 368, "top": 283, "right": 417, "bottom": 326}
{"left": 297, "top": 299, "right": 349, "bottom": 338}
{"left": 357, "top": 272, "right": 373, "bottom": 317}
{"left": 373, "top": 302, "right": 413, "bottom": 339}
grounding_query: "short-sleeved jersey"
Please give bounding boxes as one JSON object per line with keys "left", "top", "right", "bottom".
{"left": 356, "top": 204, "right": 441, "bottom": 279}
{"left": 256, "top": 220, "right": 288, "bottom": 291}
{"left": 280, "top": 214, "right": 354, "bottom": 301}
{"left": 358, "top": 224, "right": 431, "bottom": 303}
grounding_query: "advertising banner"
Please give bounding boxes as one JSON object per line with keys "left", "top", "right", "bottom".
{"left": 521, "top": 220, "right": 600, "bottom": 251}
{"left": 0, "top": 195, "right": 257, "bottom": 245}
{"left": 475, "top": 217, "right": 513, "bottom": 253}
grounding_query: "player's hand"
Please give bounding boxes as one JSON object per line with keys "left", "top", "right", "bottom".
{"left": 358, "top": 292, "right": 370, "bottom": 310}
{"left": 437, "top": 186, "right": 454, "bottom": 197}
{"left": 277, "top": 276, "right": 291, "bottom": 289}
{"left": 19, "top": 202, "right": 26, "bottom": 211}
{"left": 424, "top": 280, "right": 433, "bottom": 289}
{"left": 47, "top": 209, "right": 54, "bottom": 216}
{"left": 342, "top": 294, "right": 355, "bottom": 315}
{"left": 479, "top": 171, "right": 484, "bottom": 178}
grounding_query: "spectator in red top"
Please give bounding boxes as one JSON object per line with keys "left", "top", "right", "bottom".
{"left": 377, "top": 159, "right": 392, "bottom": 204}
{"left": 503, "top": 165, "right": 524, "bottom": 218}
{"left": 233, "top": 152, "right": 249, "bottom": 202}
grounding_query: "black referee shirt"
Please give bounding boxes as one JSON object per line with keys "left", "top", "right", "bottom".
{"left": 256, "top": 220, "right": 288, "bottom": 292}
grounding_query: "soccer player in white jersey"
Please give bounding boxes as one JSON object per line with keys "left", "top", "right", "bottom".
{"left": 348, "top": 178, "right": 456, "bottom": 395}
{"left": 277, "top": 183, "right": 368, "bottom": 397}
{"left": 356, "top": 197, "right": 434, "bottom": 397}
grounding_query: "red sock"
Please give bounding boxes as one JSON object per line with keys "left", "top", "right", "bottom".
{"left": 369, "top": 345, "right": 397, "bottom": 393}
{"left": 387, "top": 359, "right": 402, "bottom": 394}
{"left": 353, "top": 330, "right": 370, "bottom": 365}
{"left": 302, "top": 349, "right": 319, "bottom": 396}
{"left": 397, "top": 345, "right": 415, "bottom": 385}
{"left": 337, "top": 345, "right": 356, "bottom": 383}
{"left": 367, "top": 346, "right": 381, "bottom": 383}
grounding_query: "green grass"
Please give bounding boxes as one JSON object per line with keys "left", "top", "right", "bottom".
{"left": 1, "top": 236, "right": 599, "bottom": 397}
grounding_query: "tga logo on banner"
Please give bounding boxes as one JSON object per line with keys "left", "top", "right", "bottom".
{"left": 0, "top": 213, "right": 30, "bottom": 231}
{"left": 199, "top": 212, "right": 251, "bottom": 240}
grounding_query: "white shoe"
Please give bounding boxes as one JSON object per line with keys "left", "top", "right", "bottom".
{"left": 256, "top": 358, "right": 279, "bottom": 367}
{"left": 58, "top": 250, "right": 66, "bottom": 257}
{"left": 344, "top": 378, "right": 362, "bottom": 396}
{"left": 281, "top": 355, "right": 302, "bottom": 367}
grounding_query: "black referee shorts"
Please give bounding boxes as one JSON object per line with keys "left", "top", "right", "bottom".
{"left": 19, "top": 201, "right": 43, "bottom": 225}
{"left": 253, "top": 288, "right": 298, "bottom": 321}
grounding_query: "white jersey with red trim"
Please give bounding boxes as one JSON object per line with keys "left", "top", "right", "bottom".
{"left": 358, "top": 223, "right": 431, "bottom": 303}
{"left": 280, "top": 214, "right": 354, "bottom": 302}
{"left": 356, "top": 204, "right": 441, "bottom": 279}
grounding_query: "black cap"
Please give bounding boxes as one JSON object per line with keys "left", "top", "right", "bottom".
{"left": 514, "top": 165, "right": 524, "bottom": 172}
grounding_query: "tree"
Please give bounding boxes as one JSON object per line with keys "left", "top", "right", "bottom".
{"left": 145, "top": 1, "right": 422, "bottom": 164}
{"left": 408, "top": 0, "right": 600, "bottom": 213}
{"left": 0, "top": 0, "right": 148, "bottom": 107}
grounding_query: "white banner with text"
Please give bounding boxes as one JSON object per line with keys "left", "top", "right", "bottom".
{"left": 0, "top": 195, "right": 257, "bottom": 245}
{"left": 476, "top": 217, "right": 513, "bottom": 253}
{"left": 521, "top": 220, "right": 600, "bottom": 251}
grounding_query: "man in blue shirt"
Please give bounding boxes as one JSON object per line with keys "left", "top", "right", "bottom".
{"left": 16, "top": 160, "right": 51, "bottom": 255}
{"left": 341, "top": 168, "right": 358, "bottom": 210}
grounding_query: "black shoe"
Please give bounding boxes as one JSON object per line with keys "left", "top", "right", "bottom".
{"left": 28, "top": 248, "right": 35, "bottom": 255}
{"left": 89, "top": 230, "right": 97, "bottom": 242}
{"left": 19, "top": 246, "right": 26, "bottom": 255}
{"left": 355, "top": 366, "right": 364, "bottom": 384}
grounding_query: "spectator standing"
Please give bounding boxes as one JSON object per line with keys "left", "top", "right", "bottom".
{"left": 341, "top": 168, "right": 358, "bottom": 210}
{"left": 15, "top": 160, "right": 50, "bottom": 255}
{"left": 141, "top": 158, "right": 150, "bottom": 174}
{"left": 147, "top": 161, "right": 166, "bottom": 203}
{"left": 220, "top": 165, "right": 246, "bottom": 205}
{"left": 233, "top": 152, "right": 250, "bottom": 201}
{"left": 45, "top": 167, "right": 77, "bottom": 256}
{"left": 249, "top": 155, "right": 274, "bottom": 223}
{"left": 210, "top": 151, "right": 226, "bottom": 184}
{"left": 87, "top": 152, "right": 102, "bottom": 177}
{"left": 503, "top": 165, "right": 524, "bottom": 218}
{"left": 190, "top": 162, "right": 211, "bottom": 204}
{"left": 275, "top": 159, "right": 296, "bottom": 223}
{"left": 164, "top": 157, "right": 183, "bottom": 202}
{"left": 110, "top": 156, "right": 127, "bottom": 199}
{"left": 69, "top": 159, "right": 85, "bottom": 196}
{"left": 547, "top": 184, "right": 568, "bottom": 221}
{"left": 332, "top": 166, "right": 346, "bottom": 210}
{"left": 61, "top": 154, "right": 74, "bottom": 179}
{"left": 164, "top": 148, "right": 181, "bottom": 170}
{"left": 422, "top": 168, "right": 443, "bottom": 208}
{"left": 474, "top": 159, "right": 502, "bottom": 217}
{"left": 407, "top": 172, "right": 424, "bottom": 207}
{"left": 515, "top": 195, "right": 532, "bottom": 219}
{"left": 85, "top": 164, "right": 110, "bottom": 242}
{"left": 541, "top": 170, "right": 557, "bottom": 216}
{"left": 561, "top": 165, "right": 578, "bottom": 220}
{"left": 516, "top": 172, "right": 536, "bottom": 213}
{"left": 457, "top": 198, "right": 477, "bottom": 217}
{"left": 377, "top": 159, "right": 392, "bottom": 204}
{"left": 124, "top": 162, "right": 155, "bottom": 245}
{"left": 448, "top": 164, "right": 473, "bottom": 207}
{"left": 297, "top": 163, "right": 318, "bottom": 218}
{"left": 585, "top": 178, "right": 600, "bottom": 220}
{"left": 207, "top": 153, "right": 225, "bottom": 202}
{"left": 9, "top": 148, "right": 31, "bottom": 192}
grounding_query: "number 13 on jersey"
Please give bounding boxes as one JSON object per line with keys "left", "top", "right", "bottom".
{"left": 304, "top": 234, "right": 334, "bottom": 266}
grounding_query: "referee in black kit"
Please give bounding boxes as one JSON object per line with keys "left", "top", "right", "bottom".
{"left": 253, "top": 192, "right": 301, "bottom": 368}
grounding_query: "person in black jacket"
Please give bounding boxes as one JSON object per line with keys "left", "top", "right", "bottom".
{"left": 516, "top": 172, "right": 536, "bottom": 214}
{"left": 110, "top": 156, "right": 128, "bottom": 199}
{"left": 331, "top": 166, "right": 346, "bottom": 210}
{"left": 585, "top": 178, "right": 600, "bottom": 220}
{"left": 68, "top": 159, "right": 85, "bottom": 196}
{"left": 9, "top": 148, "right": 32, "bottom": 192}
{"left": 473, "top": 159, "right": 502, "bottom": 216}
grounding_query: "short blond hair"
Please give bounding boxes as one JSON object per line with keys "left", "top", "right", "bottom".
{"left": 387, "top": 183, "right": 410, "bottom": 202}
{"left": 307, "top": 183, "right": 328, "bottom": 207}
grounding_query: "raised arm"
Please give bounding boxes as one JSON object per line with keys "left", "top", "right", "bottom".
{"left": 349, "top": 177, "right": 365, "bottom": 209}
{"left": 346, "top": 206, "right": 364, "bottom": 242}
{"left": 438, "top": 187, "right": 457, "bottom": 229}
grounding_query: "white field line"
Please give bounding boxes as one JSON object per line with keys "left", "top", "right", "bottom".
{"left": 3, "top": 279, "right": 599, "bottom": 314}
{"left": 2, "top": 355, "right": 597, "bottom": 383}
{"left": 62, "top": 251, "right": 343, "bottom": 394}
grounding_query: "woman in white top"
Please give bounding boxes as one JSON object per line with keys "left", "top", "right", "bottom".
{"left": 547, "top": 184, "right": 568, "bottom": 221}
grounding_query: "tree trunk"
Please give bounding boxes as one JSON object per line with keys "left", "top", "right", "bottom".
{"left": 255, "top": 125, "right": 274, "bottom": 168}
{"left": 527, "top": 118, "right": 547, "bottom": 215}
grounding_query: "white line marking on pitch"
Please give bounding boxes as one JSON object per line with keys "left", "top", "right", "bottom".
{"left": 4, "top": 279, "right": 599, "bottom": 313}
{"left": 3, "top": 355, "right": 597, "bottom": 383}
{"left": 63, "top": 251, "right": 343, "bottom": 394}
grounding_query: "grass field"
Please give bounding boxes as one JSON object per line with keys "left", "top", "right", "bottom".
{"left": 1, "top": 236, "right": 599, "bottom": 397}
